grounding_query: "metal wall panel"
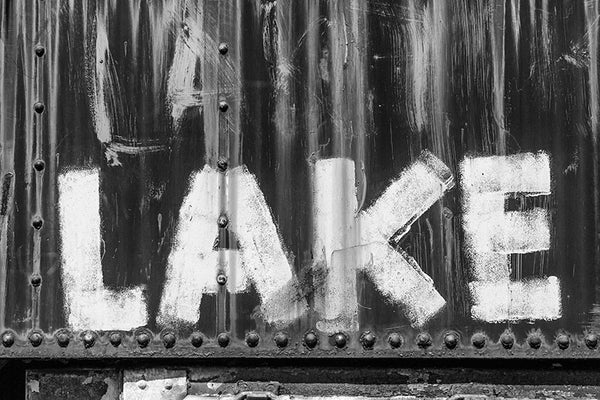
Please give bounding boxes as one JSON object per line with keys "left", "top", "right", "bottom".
{"left": 1, "top": 0, "right": 600, "bottom": 357}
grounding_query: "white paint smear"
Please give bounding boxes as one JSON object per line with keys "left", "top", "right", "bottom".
{"left": 228, "top": 166, "right": 308, "bottom": 324}
{"left": 93, "top": 19, "right": 114, "bottom": 144}
{"left": 313, "top": 151, "right": 454, "bottom": 333}
{"left": 59, "top": 170, "right": 147, "bottom": 330}
{"left": 158, "top": 165, "right": 306, "bottom": 327}
{"left": 470, "top": 277, "right": 561, "bottom": 322}
{"left": 312, "top": 159, "right": 359, "bottom": 333}
{"left": 167, "top": 19, "right": 204, "bottom": 127}
{"left": 461, "top": 152, "right": 561, "bottom": 322}
{"left": 157, "top": 167, "right": 248, "bottom": 326}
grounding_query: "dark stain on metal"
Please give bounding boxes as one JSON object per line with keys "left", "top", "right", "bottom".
{"left": 0, "top": 172, "right": 13, "bottom": 216}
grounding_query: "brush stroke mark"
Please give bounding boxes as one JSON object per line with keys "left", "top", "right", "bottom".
{"left": 461, "top": 152, "right": 561, "bottom": 322}
{"left": 59, "top": 170, "right": 148, "bottom": 330}
{"left": 313, "top": 151, "right": 454, "bottom": 333}
{"left": 158, "top": 165, "right": 307, "bottom": 327}
{"left": 167, "top": 10, "right": 204, "bottom": 128}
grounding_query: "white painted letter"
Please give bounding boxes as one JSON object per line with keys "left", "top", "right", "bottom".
{"left": 461, "top": 152, "right": 561, "bottom": 322}
{"left": 158, "top": 165, "right": 307, "bottom": 327}
{"left": 313, "top": 151, "right": 454, "bottom": 333}
{"left": 59, "top": 170, "right": 148, "bottom": 330}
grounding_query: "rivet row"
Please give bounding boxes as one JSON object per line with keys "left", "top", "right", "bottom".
{"left": 0, "top": 330, "right": 597, "bottom": 351}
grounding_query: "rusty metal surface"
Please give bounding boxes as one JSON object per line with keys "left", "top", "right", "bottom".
{"left": 26, "top": 370, "right": 120, "bottom": 400}
{"left": 23, "top": 363, "right": 600, "bottom": 399}
{"left": 2, "top": 0, "right": 600, "bottom": 358}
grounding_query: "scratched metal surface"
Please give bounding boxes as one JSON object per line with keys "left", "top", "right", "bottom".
{"left": 1, "top": 0, "right": 600, "bottom": 358}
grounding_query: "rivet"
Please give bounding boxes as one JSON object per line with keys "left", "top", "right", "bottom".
{"left": 137, "top": 332, "right": 151, "bottom": 348}
{"left": 29, "top": 331, "right": 43, "bottom": 347}
{"left": 528, "top": 334, "right": 542, "bottom": 349}
{"left": 217, "top": 214, "right": 229, "bottom": 228}
{"left": 190, "top": 332, "right": 203, "bottom": 347}
{"left": 217, "top": 332, "right": 230, "bottom": 347}
{"left": 32, "top": 216, "right": 43, "bottom": 230}
{"left": 181, "top": 23, "right": 190, "bottom": 36}
{"left": 585, "top": 333, "right": 598, "bottom": 349}
{"left": 33, "top": 159, "right": 45, "bottom": 172}
{"left": 218, "top": 100, "right": 229, "bottom": 112}
{"left": 216, "top": 274, "right": 227, "bottom": 285}
{"left": 218, "top": 42, "right": 229, "bottom": 55}
{"left": 360, "top": 331, "right": 376, "bottom": 349}
{"left": 245, "top": 331, "right": 260, "bottom": 348}
{"left": 333, "top": 332, "right": 347, "bottom": 348}
{"left": 217, "top": 158, "right": 228, "bottom": 171}
{"left": 55, "top": 331, "right": 70, "bottom": 348}
{"left": 472, "top": 332, "right": 486, "bottom": 349}
{"left": 556, "top": 334, "right": 569, "bottom": 350}
{"left": 30, "top": 273, "right": 42, "bottom": 287}
{"left": 34, "top": 45, "right": 45, "bottom": 57}
{"left": 274, "top": 332, "right": 288, "bottom": 348}
{"left": 83, "top": 331, "right": 95, "bottom": 348}
{"left": 33, "top": 102, "right": 45, "bottom": 114}
{"left": 387, "top": 332, "right": 403, "bottom": 349}
{"left": 164, "top": 380, "right": 173, "bottom": 390}
{"left": 303, "top": 331, "right": 318, "bottom": 349}
{"left": 162, "top": 332, "right": 176, "bottom": 349}
{"left": 416, "top": 332, "right": 432, "bottom": 349}
{"left": 1, "top": 331, "right": 15, "bottom": 347}
{"left": 137, "top": 380, "right": 147, "bottom": 390}
{"left": 444, "top": 332, "right": 459, "bottom": 349}
{"left": 109, "top": 332, "right": 122, "bottom": 347}
{"left": 500, "top": 332, "right": 514, "bottom": 349}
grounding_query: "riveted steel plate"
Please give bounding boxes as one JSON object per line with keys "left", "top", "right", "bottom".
{"left": 3, "top": 0, "right": 600, "bottom": 359}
